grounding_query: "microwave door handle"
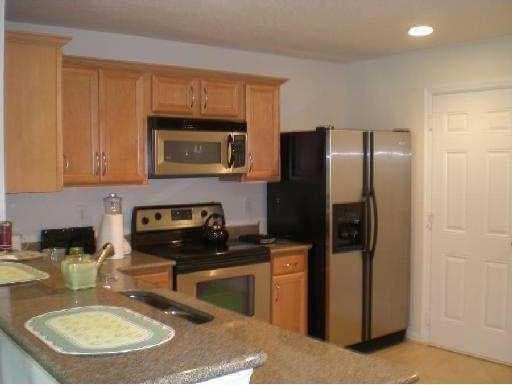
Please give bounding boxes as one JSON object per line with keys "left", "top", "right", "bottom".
{"left": 227, "top": 134, "right": 234, "bottom": 168}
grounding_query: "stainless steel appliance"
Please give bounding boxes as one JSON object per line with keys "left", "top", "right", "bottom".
{"left": 268, "top": 127, "right": 411, "bottom": 347}
{"left": 148, "top": 117, "right": 248, "bottom": 177}
{"left": 131, "top": 203, "right": 270, "bottom": 322}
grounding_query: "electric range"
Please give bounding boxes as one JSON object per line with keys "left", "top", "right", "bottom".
{"left": 131, "top": 203, "right": 271, "bottom": 321}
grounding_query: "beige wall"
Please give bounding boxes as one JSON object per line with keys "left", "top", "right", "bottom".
{"left": 341, "top": 35, "right": 512, "bottom": 338}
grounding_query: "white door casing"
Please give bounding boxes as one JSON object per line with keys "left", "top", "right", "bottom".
{"left": 430, "top": 86, "right": 512, "bottom": 363}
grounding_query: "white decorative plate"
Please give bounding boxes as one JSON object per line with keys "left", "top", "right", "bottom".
{"left": 0, "top": 251, "right": 45, "bottom": 262}
{"left": 0, "top": 262, "right": 49, "bottom": 285}
{"left": 25, "top": 306, "right": 175, "bottom": 355}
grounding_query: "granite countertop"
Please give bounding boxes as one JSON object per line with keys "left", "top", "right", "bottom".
{"left": 264, "top": 239, "right": 312, "bottom": 254}
{"left": 0, "top": 254, "right": 265, "bottom": 384}
{"left": 0, "top": 252, "right": 418, "bottom": 384}
{"left": 146, "top": 289, "right": 418, "bottom": 384}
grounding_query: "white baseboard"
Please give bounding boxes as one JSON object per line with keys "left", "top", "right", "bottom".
{"left": 406, "top": 329, "right": 428, "bottom": 343}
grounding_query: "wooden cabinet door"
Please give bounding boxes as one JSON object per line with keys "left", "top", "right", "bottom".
{"left": 5, "top": 32, "right": 69, "bottom": 193}
{"left": 200, "top": 80, "right": 244, "bottom": 118}
{"left": 99, "top": 69, "right": 147, "bottom": 184}
{"left": 244, "top": 84, "right": 280, "bottom": 181}
{"left": 62, "top": 67, "right": 100, "bottom": 185}
{"left": 133, "top": 271, "right": 170, "bottom": 289}
{"left": 272, "top": 272, "right": 307, "bottom": 334}
{"left": 152, "top": 75, "right": 198, "bottom": 115}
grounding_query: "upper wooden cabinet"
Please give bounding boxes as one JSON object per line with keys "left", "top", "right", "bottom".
{"left": 62, "top": 60, "right": 148, "bottom": 186}
{"left": 244, "top": 84, "right": 280, "bottom": 181}
{"left": 99, "top": 69, "right": 147, "bottom": 184}
{"left": 200, "top": 80, "right": 244, "bottom": 119}
{"left": 5, "top": 31, "right": 70, "bottom": 193}
{"left": 151, "top": 76, "right": 243, "bottom": 120}
{"left": 152, "top": 75, "right": 198, "bottom": 116}
{"left": 62, "top": 67, "right": 99, "bottom": 185}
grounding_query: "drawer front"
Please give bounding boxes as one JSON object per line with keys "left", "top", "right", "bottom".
{"left": 272, "top": 253, "right": 306, "bottom": 275}
{"left": 134, "top": 271, "right": 170, "bottom": 289}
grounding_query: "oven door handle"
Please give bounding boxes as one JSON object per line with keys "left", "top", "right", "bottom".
{"left": 227, "top": 134, "right": 234, "bottom": 168}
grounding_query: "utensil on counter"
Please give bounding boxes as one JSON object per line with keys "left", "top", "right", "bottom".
{"left": 42, "top": 247, "right": 67, "bottom": 264}
{"left": 61, "top": 243, "right": 114, "bottom": 290}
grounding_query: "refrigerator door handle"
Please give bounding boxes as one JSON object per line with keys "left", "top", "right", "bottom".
{"left": 369, "top": 191, "right": 378, "bottom": 258}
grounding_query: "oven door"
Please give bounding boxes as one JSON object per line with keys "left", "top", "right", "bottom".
{"left": 176, "top": 262, "right": 270, "bottom": 322}
{"left": 152, "top": 130, "right": 247, "bottom": 176}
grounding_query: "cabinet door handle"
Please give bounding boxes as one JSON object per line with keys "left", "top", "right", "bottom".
{"left": 274, "top": 281, "right": 280, "bottom": 303}
{"left": 248, "top": 152, "right": 253, "bottom": 173}
{"left": 203, "top": 86, "right": 208, "bottom": 111}
{"left": 101, "top": 152, "right": 107, "bottom": 176}
{"left": 63, "top": 155, "right": 71, "bottom": 170}
{"left": 95, "top": 152, "right": 101, "bottom": 175}
{"left": 190, "top": 84, "right": 195, "bottom": 109}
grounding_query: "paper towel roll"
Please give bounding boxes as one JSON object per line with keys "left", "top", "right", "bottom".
{"left": 97, "top": 214, "right": 125, "bottom": 259}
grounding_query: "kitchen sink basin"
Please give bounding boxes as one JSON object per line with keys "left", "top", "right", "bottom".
{"left": 121, "top": 290, "right": 214, "bottom": 324}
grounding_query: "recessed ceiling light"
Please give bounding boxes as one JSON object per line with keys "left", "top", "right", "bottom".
{"left": 408, "top": 25, "right": 434, "bottom": 37}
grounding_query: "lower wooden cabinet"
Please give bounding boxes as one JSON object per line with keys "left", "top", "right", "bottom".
{"left": 121, "top": 265, "right": 171, "bottom": 289}
{"left": 271, "top": 250, "right": 308, "bottom": 334}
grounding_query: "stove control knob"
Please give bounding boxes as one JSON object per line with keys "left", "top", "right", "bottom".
{"left": 154, "top": 212, "right": 162, "bottom": 221}
{"left": 141, "top": 216, "right": 150, "bottom": 225}
{"left": 200, "top": 210, "right": 208, "bottom": 218}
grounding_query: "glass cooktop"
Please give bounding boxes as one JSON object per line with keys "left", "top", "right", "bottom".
{"left": 136, "top": 241, "right": 270, "bottom": 274}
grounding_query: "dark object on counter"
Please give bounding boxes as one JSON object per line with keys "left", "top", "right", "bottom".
{"left": 40, "top": 226, "right": 96, "bottom": 254}
{"left": 202, "top": 213, "right": 229, "bottom": 246}
{"left": 238, "top": 234, "right": 276, "bottom": 245}
{"left": 0, "top": 221, "right": 13, "bottom": 251}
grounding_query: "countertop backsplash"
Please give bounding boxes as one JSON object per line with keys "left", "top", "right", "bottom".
{"left": 6, "top": 178, "right": 266, "bottom": 243}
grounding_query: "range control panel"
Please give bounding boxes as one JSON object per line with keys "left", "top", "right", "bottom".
{"left": 134, "top": 203, "right": 224, "bottom": 232}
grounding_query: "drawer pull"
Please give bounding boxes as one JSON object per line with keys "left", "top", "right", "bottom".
{"left": 284, "top": 262, "right": 299, "bottom": 269}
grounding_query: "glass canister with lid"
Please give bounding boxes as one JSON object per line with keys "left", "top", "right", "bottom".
{"left": 103, "top": 193, "right": 122, "bottom": 215}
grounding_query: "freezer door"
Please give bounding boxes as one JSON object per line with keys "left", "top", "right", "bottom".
{"left": 371, "top": 131, "right": 411, "bottom": 339}
{"left": 326, "top": 129, "right": 364, "bottom": 345}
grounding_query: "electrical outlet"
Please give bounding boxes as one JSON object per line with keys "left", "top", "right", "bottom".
{"left": 75, "top": 204, "right": 88, "bottom": 225}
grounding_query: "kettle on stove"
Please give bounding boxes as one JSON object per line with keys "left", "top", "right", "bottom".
{"left": 202, "top": 213, "right": 229, "bottom": 246}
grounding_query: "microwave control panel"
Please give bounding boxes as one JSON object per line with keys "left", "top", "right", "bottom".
{"left": 230, "top": 134, "right": 246, "bottom": 168}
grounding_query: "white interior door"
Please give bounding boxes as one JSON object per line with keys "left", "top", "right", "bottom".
{"left": 431, "top": 87, "right": 512, "bottom": 363}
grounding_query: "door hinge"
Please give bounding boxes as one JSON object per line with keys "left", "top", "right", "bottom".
{"left": 426, "top": 213, "right": 434, "bottom": 231}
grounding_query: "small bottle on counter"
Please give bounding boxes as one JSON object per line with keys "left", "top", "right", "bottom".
{"left": 0, "top": 221, "right": 12, "bottom": 252}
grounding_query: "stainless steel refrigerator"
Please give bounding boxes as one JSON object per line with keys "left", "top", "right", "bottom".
{"left": 268, "top": 127, "right": 411, "bottom": 347}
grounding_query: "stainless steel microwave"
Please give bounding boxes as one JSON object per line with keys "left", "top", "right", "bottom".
{"left": 148, "top": 117, "right": 248, "bottom": 177}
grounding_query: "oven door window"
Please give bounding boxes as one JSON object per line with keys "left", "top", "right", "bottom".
{"left": 196, "top": 275, "right": 255, "bottom": 316}
{"left": 163, "top": 141, "right": 221, "bottom": 164}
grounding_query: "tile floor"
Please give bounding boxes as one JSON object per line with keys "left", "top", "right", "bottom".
{"left": 373, "top": 340, "right": 512, "bottom": 383}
